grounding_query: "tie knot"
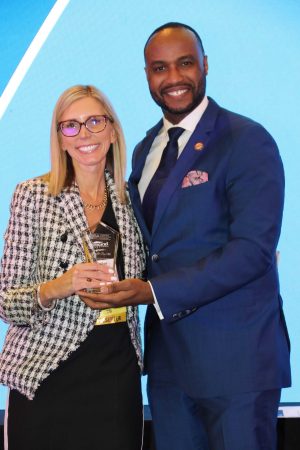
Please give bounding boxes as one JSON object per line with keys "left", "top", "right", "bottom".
{"left": 167, "top": 127, "right": 185, "bottom": 143}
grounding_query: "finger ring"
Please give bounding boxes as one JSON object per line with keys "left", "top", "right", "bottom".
{"left": 87, "top": 278, "right": 92, "bottom": 282}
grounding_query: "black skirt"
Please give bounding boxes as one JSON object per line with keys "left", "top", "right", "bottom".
{"left": 7, "top": 323, "right": 143, "bottom": 450}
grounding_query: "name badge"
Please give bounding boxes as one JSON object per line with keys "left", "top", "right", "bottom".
{"left": 95, "top": 307, "right": 127, "bottom": 326}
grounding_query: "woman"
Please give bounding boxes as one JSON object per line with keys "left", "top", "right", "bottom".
{"left": 0, "top": 85, "right": 145, "bottom": 450}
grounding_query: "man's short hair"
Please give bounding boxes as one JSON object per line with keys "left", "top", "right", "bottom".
{"left": 144, "top": 22, "right": 205, "bottom": 56}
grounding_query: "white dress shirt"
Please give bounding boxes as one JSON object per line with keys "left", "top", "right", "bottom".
{"left": 138, "top": 96, "right": 209, "bottom": 319}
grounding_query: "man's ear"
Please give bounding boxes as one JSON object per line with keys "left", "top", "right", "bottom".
{"left": 203, "top": 55, "right": 209, "bottom": 75}
{"left": 144, "top": 66, "right": 150, "bottom": 81}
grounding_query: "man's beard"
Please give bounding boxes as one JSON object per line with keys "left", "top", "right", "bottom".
{"left": 149, "top": 81, "right": 206, "bottom": 118}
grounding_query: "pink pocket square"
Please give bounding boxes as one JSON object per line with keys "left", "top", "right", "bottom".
{"left": 182, "top": 170, "right": 209, "bottom": 188}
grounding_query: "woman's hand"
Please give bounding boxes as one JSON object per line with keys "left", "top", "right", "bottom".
{"left": 39, "top": 263, "right": 117, "bottom": 308}
{"left": 78, "top": 278, "right": 154, "bottom": 310}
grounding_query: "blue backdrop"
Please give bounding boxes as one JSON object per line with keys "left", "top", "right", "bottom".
{"left": 0, "top": 0, "right": 299, "bottom": 408}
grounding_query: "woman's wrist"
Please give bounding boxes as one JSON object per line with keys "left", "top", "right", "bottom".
{"left": 36, "top": 283, "right": 56, "bottom": 311}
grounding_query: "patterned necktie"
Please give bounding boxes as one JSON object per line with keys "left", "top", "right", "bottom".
{"left": 142, "top": 127, "right": 184, "bottom": 231}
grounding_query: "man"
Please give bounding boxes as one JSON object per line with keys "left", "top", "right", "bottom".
{"left": 86, "top": 23, "right": 291, "bottom": 450}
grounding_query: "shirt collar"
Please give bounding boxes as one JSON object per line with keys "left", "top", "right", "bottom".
{"left": 163, "top": 95, "right": 209, "bottom": 133}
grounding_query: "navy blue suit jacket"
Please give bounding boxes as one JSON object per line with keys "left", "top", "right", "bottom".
{"left": 129, "top": 98, "right": 291, "bottom": 398}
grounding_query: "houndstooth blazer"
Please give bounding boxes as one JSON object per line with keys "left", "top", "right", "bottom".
{"left": 0, "top": 170, "right": 146, "bottom": 400}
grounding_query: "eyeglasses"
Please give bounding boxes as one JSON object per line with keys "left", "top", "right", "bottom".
{"left": 57, "top": 115, "right": 113, "bottom": 137}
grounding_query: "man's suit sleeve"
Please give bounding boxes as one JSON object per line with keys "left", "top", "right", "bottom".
{"left": 150, "top": 123, "right": 285, "bottom": 322}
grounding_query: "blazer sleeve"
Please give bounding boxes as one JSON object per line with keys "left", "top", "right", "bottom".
{"left": 0, "top": 181, "right": 42, "bottom": 326}
{"left": 150, "top": 123, "right": 285, "bottom": 321}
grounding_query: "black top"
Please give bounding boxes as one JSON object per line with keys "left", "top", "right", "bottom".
{"left": 101, "top": 193, "right": 125, "bottom": 280}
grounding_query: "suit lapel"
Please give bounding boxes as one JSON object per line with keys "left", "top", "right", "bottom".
{"left": 129, "top": 99, "right": 221, "bottom": 241}
{"left": 151, "top": 99, "right": 220, "bottom": 237}
{"left": 129, "top": 120, "right": 163, "bottom": 244}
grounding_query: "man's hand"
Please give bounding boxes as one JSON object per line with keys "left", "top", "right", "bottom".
{"left": 78, "top": 278, "right": 154, "bottom": 310}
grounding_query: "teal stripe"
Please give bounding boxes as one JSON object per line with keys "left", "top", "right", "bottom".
{"left": 0, "top": 0, "right": 56, "bottom": 95}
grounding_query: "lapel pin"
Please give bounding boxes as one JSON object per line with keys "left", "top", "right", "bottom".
{"left": 194, "top": 142, "right": 204, "bottom": 151}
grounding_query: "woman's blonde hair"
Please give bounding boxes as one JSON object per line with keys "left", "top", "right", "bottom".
{"left": 46, "top": 85, "right": 126, "bottom": 203}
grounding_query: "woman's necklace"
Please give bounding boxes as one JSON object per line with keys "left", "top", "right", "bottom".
{"left": 82, "top": 186, "right": 108, "bottom": 211}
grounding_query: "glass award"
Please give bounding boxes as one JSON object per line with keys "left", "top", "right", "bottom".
{"left": 82, "top": 221, "right": 119, "bottom": 293}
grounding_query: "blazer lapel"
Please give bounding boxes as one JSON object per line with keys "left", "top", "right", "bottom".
{"left": 58, "top": 183, "right": 88, "bottom": 255}
{"left": 151, "top": 98, "right": 220, "bottom": 238}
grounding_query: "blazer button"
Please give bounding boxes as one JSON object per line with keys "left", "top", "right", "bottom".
{"left": 59, "top": 260, "right": 68, "bottom": 269}
{"left": 152, "top": 254, "right": 159, "bottom": 262}
{"left": 60, "top": 232, "right": 68, "bottom": 243}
